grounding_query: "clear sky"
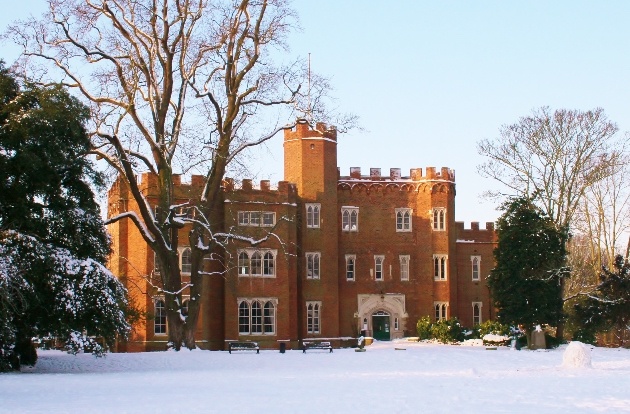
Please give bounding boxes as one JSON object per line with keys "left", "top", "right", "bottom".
{"left": 2, "top": 1, "right": 630, "bottom": 225}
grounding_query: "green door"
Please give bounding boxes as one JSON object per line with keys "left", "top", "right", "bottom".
{"left": 372, "top": 311, "right": 391, "bottom": 341}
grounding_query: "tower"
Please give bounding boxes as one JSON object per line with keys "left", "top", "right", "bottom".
{"left": 284, "top": 121, "right": 340, "bottom": 338}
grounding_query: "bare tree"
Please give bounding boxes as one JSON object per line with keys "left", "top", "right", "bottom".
{"left": 5, "top": 0, "right": 352, "bottom": 350}
{"left": 477, "top": 107, "right": 621, "bottom": 230}
{"left": 477, "top": 107, "right": 624, "bottom": 339}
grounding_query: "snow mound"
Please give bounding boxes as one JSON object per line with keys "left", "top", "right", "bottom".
{"left": 562, "top": 341, "right": 592, "bottom": 368}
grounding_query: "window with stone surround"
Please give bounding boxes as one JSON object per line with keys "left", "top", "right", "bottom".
{"left": 237, "top": 249, "right": 276, "bottom": 277}
{"left": 307, "top": 301, "right": 321, "bottom": 334}
{"left": 433, "top": 254, "right": 448, "bottom": 281}
{"left": 471, "top": 256, "right": 481, "bottom": 281}
{"left": 154, "top": 299, "right": 167, "bottom": 335}
{"left": 306, "top": 252, "right": 321, "bottom": 279}
{"left": 399, "top": 255, "right": 410, "bottom": 281}
{"left": 374, "top": 255, "right": 385, "bottom": 281}
{"left": 238, "top": 211, "right": 275, "bottom": 227}
{"left": 238, "top": 298, "right": 277, "bottom": 335}
{"left": 433, "top": 254, "right": 448, "bottom": 280}
{"left": 432, "top": 208, "right": 446, "bottom": 231}
{"left": 341, "top": 207, "right": 359, "bottom": 231}
{"left": 434, "top": 302, "right": 448, "bottom": 321}
{"left": 306, "top": 203, "right": 321, "bottom": 228}
{"left": 472, "top": 302, "right": 482, "bottom": 325}
{"left": 181, "top": 247, "right": 192, "bottom": 274}
{"left": 346, "top": 255, "right": 356, "bottom": 281}
{"left": 396, "top": 208, "right": 412, "bottom": 232}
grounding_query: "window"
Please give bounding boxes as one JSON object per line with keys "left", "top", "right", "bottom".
{"left": 238, "top": 211, "right": 276, "bottom": 227}
{"left": 181, "top": 248, "right": 192, "bottom": 273}
{"left": 306, "top": 204, "right": 321, "bottom": 228}
{"left": 432, "top": 208, "right": 446, "bottom": 231}
{"left": 374, "top": 255, "right": 384, "bottom": 281}
{"left": 472, "top": 302, "right": 482, "bottom": 326}
{"left": 395, "top": 208, "right": 412, "bottom": 232}
{"left": 239, "top": 301, "right": 250, "bottom": 334}
{"left": 433, "top": 255, "right": 448, "bottom": 281}
{"left": 306, "top": 252, "right": 321, "bottom": 279}
{"left": 177, "top": 206, "right": 194, "bottom": 220}
{"left": 471, "top": 256, "right": 481, "bottom": 281}
{"left": 399, "top": 255, "right": 410, "bottom": 281}
{"left": 251, "top": 301, "right": 263, "bottom": 334}
{"left": 434, "top": 302, "right": 448, "bottom": 321}
{"left": 307, "top": 302, "right": 321, "bottom": 334}
{"left": 264, "top": 302, "right": 275, "bottom": 334}
{"left": 394, "top": 317, "right": 399, "bottom": 330}
{"left": 154, "top": 299, "right": 167, "bottom": 335}
{"left": 238, "top": 298, "right": 277, "bottom": 336}
{"left": 181, "top": 299, "right": 189, "bottom": 317}
{"left": 251, "top": 252, "right": 262, "bottom": 276}
{"left": 237, "top": 249, "right": 276, "bottom": 277}
{"left": 345, "top": 255, "right": 356, "bottom": 281}
{"left": 341, "top": 207, "right": 359, "bottom": 231}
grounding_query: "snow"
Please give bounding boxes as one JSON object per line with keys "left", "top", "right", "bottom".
{"left": 563, "top": 341, "right": 592, "bottom": 368}
{"left": 2, "top": 340, "right": 630, "bottom": 413}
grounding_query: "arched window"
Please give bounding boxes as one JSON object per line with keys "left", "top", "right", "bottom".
{"left": 154, "top": 252, "right": 161, "bottom": 274}
{"left": 307, "top": 302, "right": 321, "bottom": 334}
{"left": 396, "top": 209, "right": 411, "bottom": 231}
{"left": 263, "top": 252, "right": 275, "bottom": 276}
{"left": 264, "top": 301, "right": 275, "bottom": 334}
{"left": 239, "top": 301, "right": 250, "bottom": 334}
{"left": 341, "top": 207, "right": 359, "bottom": 231}
{"left": 238, "top": 251, "right": 249, "bottom": 276}
{"left": 434, "top": 302, "right": 448, "bottom": 321}
{"left": 471, "top": 256, "right": 480, "bottom": 281}
{"left": 306, "top": 252, "right": 320, "bottom": 279}
{"left": 433, "top": 255, "right": 447, "bottom": 280}
{"left": 251, "top": 301, "right": 263, "bottom": 334}
{"left": 432, "top": 208, "right": 446, "bottom": 231}
{"left": 181, "top": 248, "right": 192, "bottom": 273}
{"left": 306, "top": 204, "right": 320, "bottom": 228}
{"left": 400, "top": 255, "right": 410, "bottom": 281}
{"left": 350, "top": 210, "right": 358, "bottom": 230}
{"left": 154, "top": 299, "right": 167, "bottom": 335}
{"left": 375, "top": 256, "right": 384, "bottom": 281}
{"left": 342, "top": 209, "right": 350, "bottom": 230}
{"left": 473, "top": 302, "right": 482, "bottom": 325}
{"left": 346, "top": 255, "right": 355, "bottom": 281}
{"left": 251, "top": 252, "right": 262, "bottom": 276}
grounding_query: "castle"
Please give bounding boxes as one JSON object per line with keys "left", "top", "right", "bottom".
{"left": 107, "top": 122, "right": 497, "bottom": 351}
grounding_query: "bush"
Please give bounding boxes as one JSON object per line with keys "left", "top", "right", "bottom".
{"left": 430, "top": 317, "right": 465, "bottom": 344}
{"left": 478, "top": 320, "right": 510, "bottom": 337}
{"left": 572, "top": 328, "right": 597, "bottom": 345}
{"left": 416, "top": 316, "right": 432, "bottom": 340}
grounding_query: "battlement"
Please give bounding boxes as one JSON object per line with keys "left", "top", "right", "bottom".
{"left": 284, "top": 120, "right": 337, "bottom": 142}
{"left": 339, "top": 166, "right": 455, "bottom": 182}
{"left": 455, "top": 221, "right": 497, "bottom": 243}
{"left": 222, "top": 178, "right": 296, "bottom": 195}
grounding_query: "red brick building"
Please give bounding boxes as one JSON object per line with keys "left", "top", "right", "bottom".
{"left": 107, "top": 122, "right": 497, "bottom": 351}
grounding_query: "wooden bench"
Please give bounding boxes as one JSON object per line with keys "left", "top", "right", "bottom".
{"left": 228, "top": 341, "right": 259, "bottom": 354}
{"left": 302, "top": 341, "right": 333, "bottom": 353}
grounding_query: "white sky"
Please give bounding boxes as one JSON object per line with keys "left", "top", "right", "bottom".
{"left": 2, "top": 1, "right": 630, "bottom": 225}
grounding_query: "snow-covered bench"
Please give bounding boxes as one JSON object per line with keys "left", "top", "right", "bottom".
{"left": 302, "top": 341, "right": 333, "bottom": 353}
{"left": 228, "top": 341, "right": 259, "bottom": 354}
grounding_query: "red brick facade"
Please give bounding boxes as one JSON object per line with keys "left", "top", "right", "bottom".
{"left": 107, "top": 122, "right": 497, "bottom": 351}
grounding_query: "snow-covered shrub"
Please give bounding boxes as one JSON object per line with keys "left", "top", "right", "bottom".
{"left": 482, "top": 333, "right": 511, "bottom": 346}
{"left": 478, "top": 320, "right": 510, "bottom": 337}
{"left": 431, "top": 318, "right": 465, "bottom": 344}
{"left": 562, "top": 341, "right": 592, "bottom": 368}
{"left": 416, "top": 316, "right": 432, "bottom": 340}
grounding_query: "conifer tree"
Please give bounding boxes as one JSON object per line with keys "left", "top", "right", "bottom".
{"left": 487, "top": 197, "right": 569, "bottom": 345}
{"left": 0, "top": 63, "right": 131, "bottom": 371}
{"left": 574, "top": 255, "right": 630, "bottom": 346}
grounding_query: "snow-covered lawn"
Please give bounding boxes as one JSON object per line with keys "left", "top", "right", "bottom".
{"left": 2, "top": 340, "right": 630, "bottom": 413}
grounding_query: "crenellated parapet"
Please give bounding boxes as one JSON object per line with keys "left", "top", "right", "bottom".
{"left": 338, "top": 166, "right": 455, "bottom": 194}
{"left": 455, "top": 221, "right": 497, "bottom": 243}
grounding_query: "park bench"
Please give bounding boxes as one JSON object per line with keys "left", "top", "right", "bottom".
{"left": 228, "top": 341, "right": 259, "bottom": 354}
{"left": 302, "top": 340, "right": 333, "bottom": 353}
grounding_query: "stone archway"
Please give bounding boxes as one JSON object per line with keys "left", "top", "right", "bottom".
{"left": 357, "top": 294, "right": 407, "bottom": 340}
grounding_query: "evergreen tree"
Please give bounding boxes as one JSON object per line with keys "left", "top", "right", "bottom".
{"left": 0, "top": 63, "right": 131, "bottom": 371}
{"left": 487, "top": 197, "right": 569, "bottom": 344}
{"left": 574, "top": 255, "right": 630, "bottom": 346}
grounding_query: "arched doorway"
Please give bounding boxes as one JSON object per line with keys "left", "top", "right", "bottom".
{"left": 371, "top": 311, "right": 390, "bottom": 341}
